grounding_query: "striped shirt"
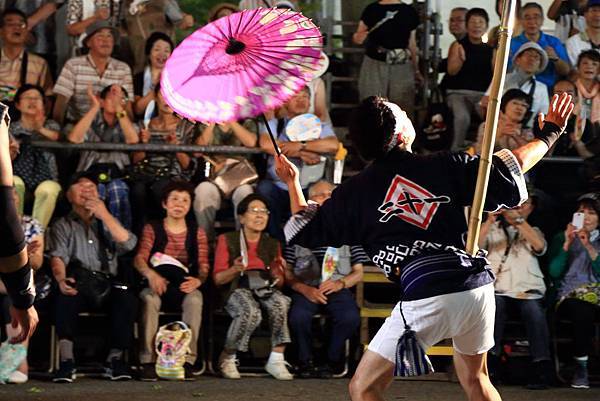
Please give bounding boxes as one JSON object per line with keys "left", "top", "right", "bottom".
{"left": 0, "top": 48, "right": 53, "bottom": 97}
{"left": 137, "top": 222, "right": 210, "bottom": 280}
{"left": 53, "top": 54, "right": 133, "bottom": 122}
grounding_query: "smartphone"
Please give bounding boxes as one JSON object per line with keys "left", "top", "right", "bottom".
{"left": 572, "top": 212, "right": 585, "bottom": 231}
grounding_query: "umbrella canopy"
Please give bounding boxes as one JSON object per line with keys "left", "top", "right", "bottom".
{"left": 161, "top": 7, "right": 323, "bottom": 123}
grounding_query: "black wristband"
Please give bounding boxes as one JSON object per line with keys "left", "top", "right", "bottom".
{"left": 0, "top": 262, "right": 35, "bottom": 310}
{"left": 536, "top": 121, "right": 562, "bottom": 148}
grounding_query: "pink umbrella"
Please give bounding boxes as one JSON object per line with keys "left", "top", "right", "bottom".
{"left": 161, "top": 7, "right": 323, "bottom": 153}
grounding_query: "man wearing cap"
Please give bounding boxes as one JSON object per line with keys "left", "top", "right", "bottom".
{"left": 566, "top": 0, "right": 600, "bottom": 66}
{"left": 482, "top": 42, "right": 550, "bottom": 128}
{"left": 48, "top": 172, "right": 137, "bottom": 383}
{"left": 509, "top": 2, "right": 570, "bottom": 89}
{"left": 53, "top": 21, "right": 134, "bottom": 125}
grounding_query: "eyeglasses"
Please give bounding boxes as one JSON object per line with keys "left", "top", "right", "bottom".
{"left": 3, "top": 22, "right": 26, "bottom": 29}
{"left": 449, "top": 17, "right": 465, "bottom": 23}
{"left": 247, "top": 207, "right": 270, "bottom": 215}
{"left": 20, "top": 96, "right": 43, "bottom": 102}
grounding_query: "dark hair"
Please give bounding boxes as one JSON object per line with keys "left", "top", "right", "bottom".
{"left": 500, "top": 88, "right": 532, "bottom": 112}
{"left": 99, "top": 84, "right": 129, "bottom": 100}
{"left": 553, "top": 78, "right": 578, "bottom": 95}
{"left": 466, "top": 8, "right": 489, "bottom": 25}
{"left": 154, "top": 81, "right": 161, "bottom": 96}
{"left": 14, "top": 84, "right": 44, "bottom": 104}
{"left": 237, "top": 193, "right": 270, "bottom": 216}
{"left": 520, "top": 2, "right": 544, "bottom": 17}
{"left": 161, "top": 180, "right": 195, "bottom": 204}
{"left": 0, "top": 8, "right": 27, "bottom": 27}
{"left": 144, "top": 31, "right": 174, "bottom": 57}
{"left": 577, "top": 49, "right": 600, "bottom": 68}
{"left": 577, "top": 192, "right": 600, "bottom": 215}
{"left": 349, "top": 96, "right": 396, "bottom": 161}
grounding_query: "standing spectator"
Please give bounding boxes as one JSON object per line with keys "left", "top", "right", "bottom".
{"left": 0, "top": 189, "right": 43, "bottom": 384}
{"left": 352, "top": 0, "right": 421, "bottom": 119}
{"left": 0, "top": 8, "right": 53, "bottom": 106}
{"left": 9, "top": 84, "right": 61, "bottom": 229}
{"left": 548, "top": 0, "right": 587, "bottom": 43}
{"left": 448, "top": 7, "right": 467, "bottom": 41}
{"left": 509, "top": 2, "right": 570, "bottom": 89}
{"left": 285, "top": 180, "right": 368, "bottom": 378}
{"left": 208, "top": 2, "right": 238, "bottom": 22}
{"left": 257, "top": 86, "right": 338, "bottom": 240}
{"left": 479, "top": 195, "right": 552, "bottom": 389}
{"left": 548, "top": 193, "right": 600, "bottom": 389}
{"left": 48, "top": 172, "right": 138, "bottom": 383}
{"left": 122, "top": 0, "right": 194, "bottom": 74}
{"left": 130, "top": 84, "right": 199, "bottom": 234}
{"left": 65, "top": 0, "right": 121, "bottom": 54}
{"left": 133, "top": 32, "right": 173, "bottom": 117}
{"left": 66, "top": 84, "right": 138, "bottom": 229}
{"left": 134, "top": 180, "right": 209, "bottom": 381}
{"left": 53, "top": 20, "right": 134, "bottom": 125}
{"left": 193, "top": 120, "right": 257, "bottom": 240}
{"left": 566, "top": 0, "right": 600, "bottom": 66}
{"left": 446, "top": 8, "right": 493, "bottom": 151}
{"left": 213, "top": 193, "right": 293, "bottom": 381}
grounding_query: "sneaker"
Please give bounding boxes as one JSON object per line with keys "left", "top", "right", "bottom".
{"left": 183, "top": 363, "right": 197, "bottom": 381}
{"left": 317, "top": 364, "right": 333, "bottom": 379}
{"left": 571, "top": 364, "right": 590, "bottom": 389}
{"left": 53, "top": 359, "right": 76, "bottom": 383}
{"left": 107, "top": 357, "right": 132, "bottom": 381}
{"left": 219, "top": 356, "right": 241, "bottom": 379}
{"left": 7, "top": 370, "right": 28, "bottom": 384}
{"left": 265, "top": 359, "right": 293, "bottom": 380}
{"left": 138, "top": 363, "right": 158, "bottom": 382}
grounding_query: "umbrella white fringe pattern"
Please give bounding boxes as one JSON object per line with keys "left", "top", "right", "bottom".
{"left": 161, "top": 7, "right": 323, "bottom": 124}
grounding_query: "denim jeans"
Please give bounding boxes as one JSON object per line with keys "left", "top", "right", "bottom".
{"left": 492, "top": 295, "right": 551, "bottom": 361}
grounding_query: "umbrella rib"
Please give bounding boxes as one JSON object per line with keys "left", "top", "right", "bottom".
{"left": 244, "top": 48, "right": 321, "bottom": 75}
{"left": 245, "top": 9, "right": 301, "bottom": 36}
{"left": 236, "top": 7, "right": 265, "bottom": 38}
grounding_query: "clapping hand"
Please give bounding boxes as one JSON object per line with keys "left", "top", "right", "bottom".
{"left": 538, "top": 93, "right": 575, "bottom": 132}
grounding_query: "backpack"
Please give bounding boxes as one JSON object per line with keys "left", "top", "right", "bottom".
{"left": 417, "top": 89, "right": 453, "bottom": 152}
{"left": 155, "top": 321, "right": 192, "bottom": 380}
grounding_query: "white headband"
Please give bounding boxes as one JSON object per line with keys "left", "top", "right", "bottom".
{"left": 383, "top": 101, "right": 408, "bottom": 152}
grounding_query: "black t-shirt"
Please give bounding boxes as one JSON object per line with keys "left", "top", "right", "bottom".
{"left": 360, "top": 1, "right": 419, "bottom": 61}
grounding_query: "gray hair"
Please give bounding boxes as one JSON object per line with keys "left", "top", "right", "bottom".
{"left": 308, "top": 179, "right": 335, "bottom": 199}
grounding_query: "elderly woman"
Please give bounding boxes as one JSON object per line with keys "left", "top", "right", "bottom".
{"left": 213, "top": 193, "right": 292, "bottom": 381}
{"left": 548, "top": 193, "right": 600, "bottom": 390}
{"left": 133, "top": 32, "right": 174, "bottom": 117}
{"left": 9, "top": 84, "right": 61, "bottom": 229}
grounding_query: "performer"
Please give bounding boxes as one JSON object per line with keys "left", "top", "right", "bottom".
{"left": 275, "top": 93, "right": 574, "bottom": 401}
{"left": 0, "top": 102, "right": 38, "bottom": 344}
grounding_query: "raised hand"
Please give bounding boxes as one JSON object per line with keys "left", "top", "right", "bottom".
{"left": 274, "top": 154, "right": 299, "bottom": 185}
{"left": 538, "top": 93, "right": 574, "bottom": 132}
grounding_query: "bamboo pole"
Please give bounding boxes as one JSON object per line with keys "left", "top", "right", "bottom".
{"left": 465, "top": 0, "right": 517, "bottom": 256}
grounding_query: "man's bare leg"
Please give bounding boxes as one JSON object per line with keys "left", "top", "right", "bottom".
{"left": 453, "top": 351, "right": 502, "bottom": 401}
{"left": 349, "top": 350, "right": 395, "bottom": 401}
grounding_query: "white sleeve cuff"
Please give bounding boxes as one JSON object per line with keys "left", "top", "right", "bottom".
{"left": 494, "top": 149, "right": 528, "bottom": 206}
{"left": 284, "top": 201, "right": 320, "bottom": 244}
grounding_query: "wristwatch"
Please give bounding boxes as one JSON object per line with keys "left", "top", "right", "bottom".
{"left": 300, "top": 140, "right": 307, "bottom": 150}
{"left": 116, "top": 110, "right": 127, "bottom": 119}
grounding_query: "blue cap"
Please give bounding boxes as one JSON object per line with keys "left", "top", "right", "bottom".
{"left": 588, "top": 0, "right": 600, "bottom": 9}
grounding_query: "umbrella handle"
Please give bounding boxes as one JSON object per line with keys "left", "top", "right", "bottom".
{"left": 262, "top": 114, "right": 281, "bottom": 156}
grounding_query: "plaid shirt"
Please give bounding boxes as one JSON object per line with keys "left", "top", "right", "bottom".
{"left": 0, "top": 48, "right": 53, "bottom": 99}
{"left": 53, "top": 54, "right": 133, "bottom": 122}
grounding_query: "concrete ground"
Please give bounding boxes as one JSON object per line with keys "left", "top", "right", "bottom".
{"left": 1, "top": 377, "right": 600, "bottom": 401}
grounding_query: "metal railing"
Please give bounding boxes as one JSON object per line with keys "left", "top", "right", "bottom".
{"left": 31, "top": 141, "right": 264, "bottom": 155}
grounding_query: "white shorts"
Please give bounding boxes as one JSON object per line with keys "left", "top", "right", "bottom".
{"left": 368, "top": 283, "right": 495, "bottom": 363}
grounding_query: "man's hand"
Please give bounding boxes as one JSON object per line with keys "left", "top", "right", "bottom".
{"left": 538, "top": 93, "right": 574, "bottom": 132}
{"left": 302, "top": 286, "right": 328, "bottom": 304}
{"left": 279, "top": 141, "right": 302, "bottom": 156}
{"left": 545, "top": 46, "right": 558, "bottom": 61}
{"left": 231, "top": 256, "right": 246, "bottom": 274}
{"left": 319, "top": 279, "right": 344, "bottom": 295}
{"left": 180, "top": 276, "right": 202, "bottom": 293}
{"left": 110, "top": 85, "right": 126, "bottom": 112}
{"left": 299, "top": 151, "right": 321, "bottom": 165}
{"left": 9, "top": 305, "right": 38, "bottom": 344}
{"left": 87, "top": 85, "right": 101, "bottom": 110}
{"left": 147, "top": 270, "right": 168, "bottom": 296}
{"left": 274, "top": 154, "right": 299, "bottom": 185}
{"left": 84, "top": 196, "right": 111, "bottom": 221}
{"left": 59, "top": 277, "right": 78, "bottom": 296}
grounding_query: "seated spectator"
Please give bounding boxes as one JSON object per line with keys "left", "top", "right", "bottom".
{"left": 479, "top": 194, "right": 551, "bottom": 389}
{"left": 130, "top": 84, "right": 200, "bottom": 234}
{"left": 66, "top": 84, "right": 138, "bottom": 229}
{"left": 574, "top": 50, "right": 600, "bottom": 130}
{"left": 193, "top": 120, "right": 257, "bottom": 240}
{"left": 134, "top": 180, "right": 209, "bottom": 381}
{"left": 445, "top": 8, "right": 493, "bottom": 151}
{"left": 550, "top": 78, "right": 590, "bottom": 156}
{"left": 509, "top": 2, "right": 570, "bottom": 89}
{"left": 0, "top": 8, "right": 53, "bottom": 110}
{"left": 9, "top": 84, "right": 61, "bottom": 229}
{"left": 566, "top": 0, "right": 600, "bottom": 66}
{"left": 208, "top": 2, "right": 239, "bottom": 22}
{"left": 65, "top": 0, "right": 121, "bottom": 55}
{"left": 257, "top": 86, "right": 338, "bottom": 240}
{"left": 548, "top": 192, "right": 600, "bottom": 389}
{"left": 548, "top": 0, "right": 587, "bottom": 43}
{"left": 487, "top": 0, "right": 523, "bottom": 49}
{"left": 475, "top": 89, "right": 534, "bottom": 154}
{"left": 53, "top": 20, "right": 134, "bottom": 125}
{"left": 48, "top": 172, "right": 138, "bottom": 383}
{"left": 352, "top": 0, "right": 421, "bottom": 119}
{"left": 0, "top": 188, "right": 43, "bottom": 384}
{"left": 123, "top": 0, "right": 194, "bottom": 74}
{"left": 133, "top": 32, "right": 173, "bottom": 117}
{"left": 213, "top": 194, "right": 293, "bottom": 380}
{"left": 481, "top": 42, "right": 550, "bottom": 129}
{"left": 284, "top": 180, "right": 367, "bottom": 378}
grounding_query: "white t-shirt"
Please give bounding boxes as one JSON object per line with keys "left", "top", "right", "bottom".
{"left": 566, "top": 31, "right": 600, "bottom": 66}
